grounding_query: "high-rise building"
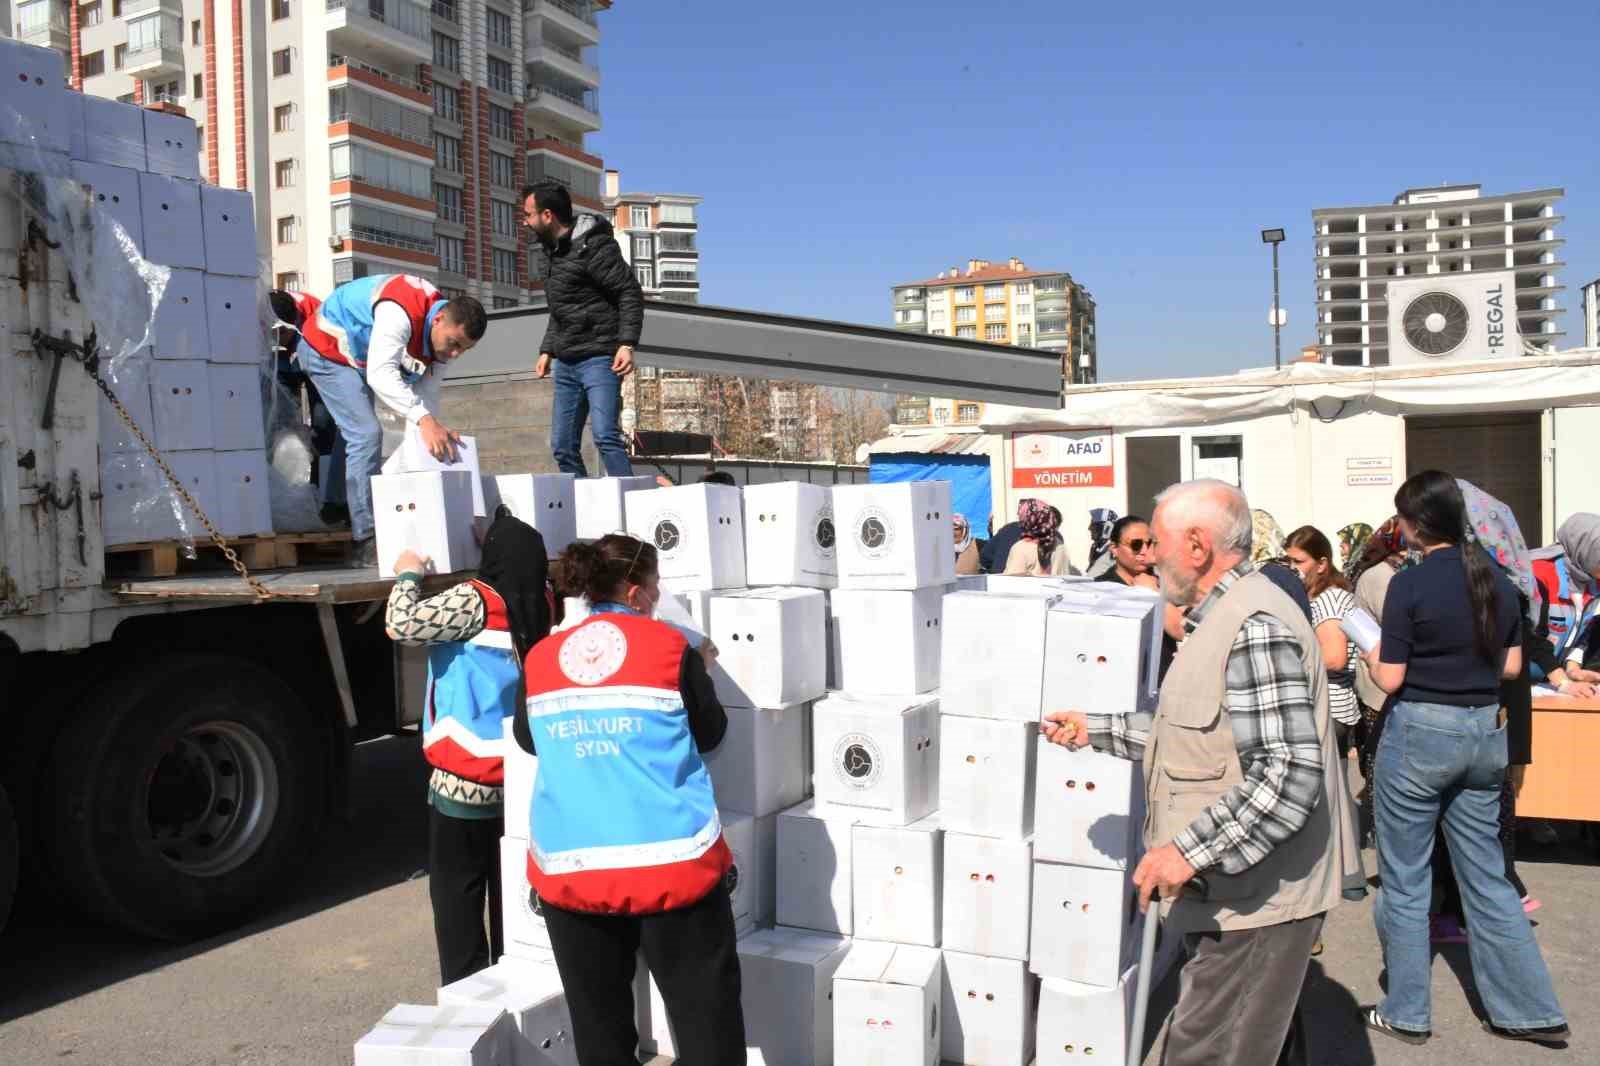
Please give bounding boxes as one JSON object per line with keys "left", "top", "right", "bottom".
{"left": 9, "top": 0, "right": 611, "bottom": 302}
{"left": 604, "top": 167, "right": 698, "bottom": 303}
{"left": 1311, "top": 183, "right": 1565, "bottom": 366}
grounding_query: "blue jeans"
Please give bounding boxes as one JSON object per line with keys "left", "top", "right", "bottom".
{"left": 551, "top": 355, "right": 632, "bottom": 477}
{"left": 297, "top": 347, "right": 383, "bottom": 541}
{"left": 1374, "top": 700, "right": 1565, "bottom": 1033}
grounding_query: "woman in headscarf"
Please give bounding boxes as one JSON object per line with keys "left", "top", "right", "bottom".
{"left": 385, "top": 509, "right": 552, "bottom": 984}
{"left": 952, "top": 513, "right": 984, "bottom": 575}
{"left": 1003, "top": 497, "right": 1074, "bottom": 576}
{"left": 1339, "top": 522, "right": 1374, "bottom": 579}
{"left": 1251, "top": 508, "right": 1288, "bottom": 565}
{"left": 1530, "top": 514, "right": 1600, "bottom": 681}
{"left": 1084, "top": 507, "right": 1120, "bottom": 578}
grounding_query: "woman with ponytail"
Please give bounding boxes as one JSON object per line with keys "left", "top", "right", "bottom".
{"left": 510, "top": 533, "right": 745, "bottom": 1066}
{"left": 1359, "top": 471, "right": 1568, "bottom": 1048}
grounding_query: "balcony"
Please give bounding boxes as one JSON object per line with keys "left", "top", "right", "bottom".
{"left": 525, "top": 82, "right": 600, "bottom": 131}
{"left": 328, "top": 55, "right": 431, "bottom": 107}
{"left": 326, "top": 0, "right": 433, "bottom": 68}
{"left": 122, "top": 0, "right": 184, "bottom": 15}
{"left": 525, "top": 0, "right": 601, "bottom": 46}
{"left": 15, "top": 0, "right": 71, "bottom": 50}
{"left": 430, "top": 0, "right": 459, "bottom": 21}
{"left": 124, "top": 13, "right": 185, "bottom": 76}
{"left": 527, "top": 39, "right": 601, "bottom": 87}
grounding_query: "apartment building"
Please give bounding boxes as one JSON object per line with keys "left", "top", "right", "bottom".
{"left": 1582, "top": 278, "right": 1598, "bottom": 349}
{"left": 1311, "top": 183, "right": 1565, "bottom": 366}
{"left": 10, "top": 0, "right": 610, "bottom": 303}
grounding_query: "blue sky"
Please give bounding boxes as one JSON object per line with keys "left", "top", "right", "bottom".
{"left": 592, "top": 0, "right": 1598, "bottom": 381}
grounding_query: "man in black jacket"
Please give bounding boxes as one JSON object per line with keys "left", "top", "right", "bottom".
{"left": 522, "top": 181, "right": 642, "bottom": 476}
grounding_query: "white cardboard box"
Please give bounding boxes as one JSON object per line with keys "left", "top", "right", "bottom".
{"left": 708, "top": 588, "right": 826, "bottom": 708}
{"left": 99, "top": 452, "right": 176, "bottom": 544}
{"left": 203, "top": 274, "right": 262, "bottom": 364}
{"left": 662, "top": 584, "right": 714, "bottom": 634}
{"left": 98, "top": 361, "right": 154, "bottom": 454}
{"left": 832, "top": 481, "right": 955, "bottom": 590}
{"left": 143, "top": 108, "right": 202, "bottom": 181}
{"left": 1028, "top": 861, "right": 1139, "bottom": 988}
{"left": 1032, "top": 739, "right": 1143, "bottom": 870}
{"left": 354, "top": 1003, "right": 517, "bottom": 1065}
{"left": 437, "top": 959, "right": 576, "bottom": 1066}
{"left": 776, "top": 799, "right": 857, "bottom": 935}
{"left": 705, "top": 704, "right": 809, "bottom": 817}
{"left": 940, "top": 950, "right": 1038, "bottom": 1066}
{"left": 502, "top": 720, "right": 537, "bottom": 842}
{"left": 372, "top": 470, "right": 481, "bottom": 578}
{"left": 938, "top": 716, "right": 1037, "bottom": 840}
{"left": 167, "top": 450, "right": 219, "bottom": 538}
{"left": 151, "top": 267, "right": 211, "bottom": 360}
{"left": 70, "top": 160, "right": 143, "bottom": 247}
{"left": 80, "top": 95, "right": 148, "bottom": 170}
{"left": 213, "top": 449, "right": 273, "bottom": 537}
{"left": 812, "top": 694, "right": 939, "bottom": 824}
{"left": 484, "top": 474, "right": 576, "bottom": 557}
{"left": 722, "top": 811, "right": 777, "bottom": 934}
{"left": 851, "top": 816, "right": 942, "bottom": 947}
{"left": 940, "top": 591, "right": 1054, "bottom": 721}
{"left": 208, "top": 364, "right": 267, "bottom": 451}
{"left": 388, "top": 432, "right": 487, "bottom": 518}
{"left": 1036, "top": 966, "right": 1139, "bottom": 1066}
{"left": 832, "top": 940, "right": 942, "bottom": 1066}
{"left": 740, "top": 927, "right": 852, "bottom": 1066}
{"left": 199, "top": 183, "right": 259, "bottom": 276}
{"left": 137, "top": 171, "right": 204, "bottom": 268}
{"left": 940, "top": 833, "right": 1033, "bottom": 961}
{"left": 500, "top": 836, "right": 552, "bottom": 959}
{"left": 743, "top": 481, "right": 837, "bottom": 589}
{"left": 625, "top": 483, "right": 746, "bottom": 590}
{"left": 828, "top": 588, "right": 942, "bottom": 695}
{"left": 0, "top": 39, "right": 72, "bottom": 155}
{"left": 1042, "top": 594, "right": 1162, "bottom": 716}
{"left": 982, "top": 575, "right": 1091, "bottom": 596}
{"left": 954, "top": 574, "right": 989, "bottom": 593}
{"left": 572, "top": 475, "right": 655, "bottom": 541}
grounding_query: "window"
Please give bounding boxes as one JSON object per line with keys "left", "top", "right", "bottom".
{"left": 272, "top": 48, "right": 292, "bottom": 77}
{"left": 629, "top": 205, "right": 651, "bottom": 229}
{"left": 633, "top": 236, "right": 652, "bottom": 259}
{"left": 1014, "top": 281, "right": 1031, "bottom": 295}
{"left": 984, "top": 285, "right": 1006, "bottom": 300}
{"left": 1015, "top": 302, "right": 1031, "bottom": 317}
{"left": 985, "top": 323, "right": 1006, "bottom": 341}
{"left": 486, "top": 57, "right": 513, "bottom": 95}
{"left": 955, "top": 287, "right": 975, "bottom": 302}
{"left": 434, "top": 183, "right": 462, "bottom": 224}
{"left": 274, "top": 159, "right": 296, "bottom": 188}
{"left": 493, "top": 296, "right": 519, "bottom": 310}
{"left": 190, "top": 18, "right": 200, "bottom": 44}
{"left": 192, "top": 73, "right": 203, "bottom": 99}
{"left": 488, "top": 103, "right": 515, "bottom": 142}
{"left": 486, "top": 8, "right": 513, "bottom": 48}
{"left": 929, "top": 307, "right": 946, "bottom": 323}
{"left": 332, "top": 259, "right": 370, "bottom": 284}
{"left": 276, "top": 272, "right": 302, "bottom": 292}
{"left": 958, "top": 403, "right": 980, "bottom": 423}
{"left": 525, "top": 153, "right": 602, "bottom": 201}
{"left": 437, "top": 235, "right": 465, "bottom": 274}
{"left": 491, "top": 248, "right": 518, "bottom": 285}
{"left": 1016, "top": 322, "right": 1032, "bottom": 338}
{"left": 661, "top": 261, "right": 697, "bottom": 283}
{"left": 434, "top": 133, "right": 462, "bottom": 174}
{"left": 984, "top": 302, "right": 1006, "bottom": 319}
{"left": 83, "top": 3, "right": 103, "bottom": 28}
{"left": 955, "top": 306, "right": 976, "bottom": 323}
{"left": 433, "top": 82, "right": 460, "bottom": 122}
{"left": 331, "top": 143, "right": 432, "bottom": 199}
{"left": 273, "top": 103, "right": 294, "bottom": 132}
{"left": 1037, "top": 316, "right": 1067, "bottom": 334}
{"left": 81, "top": 51, "right": 105, "bottom": 79}
{"left": 1036, "top": 277, "right": 1066, "bottom": 292}
{"left": 431, "top": 0, "right": 458, "bottom": 21}
{"left": 956, "top": 325, "right": 976, "bottom": 339}
{"left": 489, "top": 151, "right": 515, "bottom": 188}
{"left": 112, "top": 0, "right": 122, "bottom": 14}
{"left": 272, "top": 0, "right": 291, "bottom": 18}
{"left": 148, "top": 79, "right": 179, "bottom": 104}
{"left": 660, "top": 203, "right": 695, "bottom": 224}
{"left": 491, "top": 199, "right": 516, "bottom": 238}
{"left": 333, "top": 202, "right": 434, "bottom": 253}
{"left": 929, "top": 329, "right": 945, "bottom": 336}
{"left": 113, "top": 44, "right": 126, "bottom": 69}
{"left": 432, "top": 32, "right": 461, "bottom": 73}
{"left": 438, "top": 286, "right": 465, "bottom": 300}
{"left": 636, "top": 263, "right": 654, "bottom": 288}
{"left": 276, "top": 216, "right": 297, "bottom": 243}
{"left": 659, "top": 231, "right": 695, "bottom": 252}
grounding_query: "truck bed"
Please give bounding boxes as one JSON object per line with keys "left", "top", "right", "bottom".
{"left": 111, "top": 565, "right": 463, "bottom": 605}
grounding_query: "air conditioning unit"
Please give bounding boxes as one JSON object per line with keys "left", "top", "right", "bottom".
{"left": 1386, "top": 269, "right": 1522, "bottom": 366}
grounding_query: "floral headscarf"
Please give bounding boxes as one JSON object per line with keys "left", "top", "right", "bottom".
{"left": 1337, "top": 522, "right": 1373, "bottom": 575}
{"left": 1346, "top": 516, "right": 1410, "bottom": 585}
{"left": 1250, "top": 509, "right": 1287, "bottom": 565}
{"left": 1087, "top": 507, "right": 1119, "bottom": 567}
{"left": 1019, "top": 498, "right": 1059, "bottom": 542}
{"left": 1459, "top": 479, "right": 1541, "bottom": 626}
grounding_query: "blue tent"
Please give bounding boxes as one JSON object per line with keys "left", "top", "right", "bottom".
{"left": 868, "top": 453, "right": 993, "bottom": 533}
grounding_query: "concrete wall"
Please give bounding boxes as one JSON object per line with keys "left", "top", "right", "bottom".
{"left": 439, "top": 376, "right": 595, "bottom": 475}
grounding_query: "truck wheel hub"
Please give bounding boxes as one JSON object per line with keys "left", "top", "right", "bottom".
{"left": 146, "top": 721, "right": 279, "bottom": 877}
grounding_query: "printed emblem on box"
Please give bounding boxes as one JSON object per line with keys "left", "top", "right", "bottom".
{"left": 853, "top": 505, "right": 895, "bottom": 557}
{"left": 834, "top": 732, "right": 883, "bottom": 789}
{"left": 814, "top": 507, "right": 837, "bottom": 556}
{"left": 652, "top": 509, "right": 686, "bottom": 556}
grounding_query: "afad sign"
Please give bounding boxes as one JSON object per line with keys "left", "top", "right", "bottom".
{"left": 1011, "top": 429, "right": 1114, "bottom": 489}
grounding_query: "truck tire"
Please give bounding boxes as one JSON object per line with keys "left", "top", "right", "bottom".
{"left": 44, "top": 653, "right": 328, "bottom": 940}
{"left": 0, "top": 782, "right": 17, "bottom": 934}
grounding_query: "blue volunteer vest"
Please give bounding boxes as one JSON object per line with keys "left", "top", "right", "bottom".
{"left": 421, "top": 580, "right": 518, "bottom": 787}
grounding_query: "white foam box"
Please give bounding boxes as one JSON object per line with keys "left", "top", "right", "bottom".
{"left": 832, "top": 481, "right": 955, "bottom": 590}
{"left": 940, "top": 591, "right": 1053, "bottom": 722}
{"left": 776, "top": 799, "right": 857, "bottom": 935}
{"left": 500, "top": 835, "right": 552, "bottom": 958}
{"left": 832, "top": 941, "right": 942, "bottom": 1066}
{"left": 851, "top": 815, "right": 942, "bottom": 947}
{"left": 662, "top": 585, "right": 713, "bottom": 633}
{"left": 705, "top": 704, "right": 808, "bottom": 817}
{"left": 954, "top": 574, "right": 988, "bottom": 592}
{"left": 1036, "top": 966, "right": 1139, "bottom": 1066}
{"left": 941, "top": 833, "right": 1032, "bottom": 961}
{"left": 722, "top": 811, "right": 778, "bottom": 934}
{"left": 438, "top": 958, "right": 576, "bottom": 1066}
{"left": 1033, "top": 739, "right": 1143, "bottom": 870}
{"left": 484, "top": 474, "right": 576, "bottom": 557}
{"left": 812, "top": 693, "right": 939, "bottom": 824}
{"left": 625, "top": 483, "right": 746, "bottom": 590}
{"left": 151, "top": 267, "right": 211, "bottom": 359}
{"left": 1043, "top": 594, "right": 1161, "bottom": 716}
{"left": 708, "top": 588, "right": 826, "bottom": 708}
{"left": 1028, "top": 861, "right": 1139, "bottom": 988}
{"left": 70, "top": 160, "right": 143, "bottom": 246}
{"left": 199, "top": 183, "right": 259, "bottom": 277}
{"left": 740, "top": 927, "right": 851, "bottom": 1066}
{"left": 138, "top": 171, "right": 204, "bottom": 268}
{"left": 0, "top": 39, "right": 72, "bottom": 155}
{"left": 502, "top": 720, "right": 537, "bottom": 842}
{"left": 150, "top": 359, "right": 214, "bottom": 450}
{"left": 743, "top": 481, "right": 837, "bottom": 589}
{"left": 983, "top": 575, "right": 1091, "bottom": 596}
{"left": 143, "top": 108, "right": 202, "bottom": 181}
{"left": 572, "top": 474, "right": 655, "bottom": 540}
{"left": 167, "top": 450, "right": 220, "bottom": 535}
{"left": 214, "top": 450, "right": 273, "bottom": 537}
{"left": 99, "top": 452, "right": 177, "bottom": 544}
{"left": 208, "top": 364, "right": 266, "bottom": 451}
{"left": 391, "top": 432, "right": 486, "bottom": 518}
{"left": 79, "top": 95, "right": 148, "bottom": 170}
{"left": 372, "top": 470, "right": 481, "bottom": 578}
{"left": 204, "top": 274, "right": 262, "bottom": 364}
{"left": 938, "top": 716, "right": 1037, "bottom": 840}
{"left": 940, "top": 950, "right": 1038, "bottom": 1066}
{"left": 355, "top": 1003, "right": 519, "bottom": 1065}
{"left": 98, "top": 360, "right": 154, "bottom": 454}
{"left": 828, "top": 588, "right": 942, "bottom": 695}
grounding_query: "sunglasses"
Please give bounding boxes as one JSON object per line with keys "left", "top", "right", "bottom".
{"left": 1120, "top": 538, "right": 1153, "bottom": 553}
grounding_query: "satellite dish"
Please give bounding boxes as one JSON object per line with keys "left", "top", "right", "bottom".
{"left": 1267, "top": 308, "right": 1288, "bottom": 326}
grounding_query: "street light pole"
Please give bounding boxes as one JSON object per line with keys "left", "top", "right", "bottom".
{"left": 1261, "top": 227, "right": 1287, "bottom": 370}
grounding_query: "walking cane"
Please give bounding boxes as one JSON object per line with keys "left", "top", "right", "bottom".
{"left": 1126, "top": 899, "right": 1162, "bottom": 1066}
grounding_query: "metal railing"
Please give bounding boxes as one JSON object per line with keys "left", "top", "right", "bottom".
{"left": 435, "top": 201, "right": 463, "bottom": 223}
{"left": 338, "top": 224, "right": 435, "bottom": 254}
{"left": 326, "top": 0, "right": 432, "bottom": 43}
{"left": 328, "top": 54, "right": 427, "bottom": 92}
{"left": 329, "top": 110, "right": 433, "bottom": 146}
{"left": 527, "top": 82, "right": 598, "bottom": 113}
{"left": 430, "top": 0, "right": 458, "bottom": 22}
{"left": 531, "top": 0, "right": 597, "bottom": 27}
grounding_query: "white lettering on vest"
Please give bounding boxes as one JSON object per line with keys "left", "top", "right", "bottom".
{"left": 544, "top": 715, "right": 645, "bottom": 741}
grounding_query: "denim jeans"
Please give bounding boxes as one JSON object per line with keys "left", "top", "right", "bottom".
{"left": 550, "top": 355, "right": 633, "bottom": 477}
{"left": 1374, "top": 700, "right": 1565, "bottom": 1033}
{"left": 297, "top": 347, "right": 383, "bottom": 541}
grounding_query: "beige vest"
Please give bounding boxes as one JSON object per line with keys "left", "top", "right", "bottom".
{"left": 1145, "top": 570, "right": 1362, "bottom": 933}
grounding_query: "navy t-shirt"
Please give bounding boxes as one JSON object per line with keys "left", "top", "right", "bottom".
{"left": 1379, "top": 545, "right": 1521, "bottom": 706}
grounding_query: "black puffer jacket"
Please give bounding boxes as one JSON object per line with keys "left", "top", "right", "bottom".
{"left": 534, "top": 213, "right": 644, "bottom": 362}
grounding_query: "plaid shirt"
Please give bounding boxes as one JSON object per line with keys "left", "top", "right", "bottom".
{"left": 1086, "top": 563, "right": 1324, "bottom": 876}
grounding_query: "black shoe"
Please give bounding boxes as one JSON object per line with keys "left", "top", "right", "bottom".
{"left": 320, "top": 502, "right": 351, "bottom": 528}
{"left": 349, "top": 537, "right": 378, "bottom": 569}
{"left": 1481, "top": 1020, "right": 1571, "bottom": 1045}
{"left": 1361, "top": 1007, "right": 1430, "bottom": 1045}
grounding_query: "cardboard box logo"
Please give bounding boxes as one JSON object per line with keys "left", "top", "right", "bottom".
{"left": 833, "top": 732, "right": 884, "bottom": 789}
{"left": 651, "top": 509, "right": 688, "bottom": 557}
{"left": 851, "top": 505, "right": 897, "bottom": 559}
{"left": 814, "top": 507, "right": 838, "bottom": 558}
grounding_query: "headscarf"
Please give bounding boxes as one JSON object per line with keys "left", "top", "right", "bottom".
{"left": 1087, "top": 507, "right": 1120, "bottom": 567}
{"left": 1337, "top": 522, "right": 1373, "bottom": 575}
{"left": 1018, "top": 497, "right": 1062, "bottom": 570}
{"left": 1458, "top": 479, "right": 1541, "bottom": 626}
{"left": 1250, "top": 509, "right": 1287, "bottom": 565}
{"left": 477, "top": 507, "right": 552, "bottom": 662}
{"left": 1550, "top": 514, "right": 1600, "bottom": 580}
{"left": 1347, "top": 515, "right": 1407, "bottom": 586}
{"left": 953, "top": 514, "right": 974, "bottom": 555}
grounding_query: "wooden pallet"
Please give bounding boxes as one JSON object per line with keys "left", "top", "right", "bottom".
{"left": 105, "top": 530, "right": 354, "bottom": 578}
